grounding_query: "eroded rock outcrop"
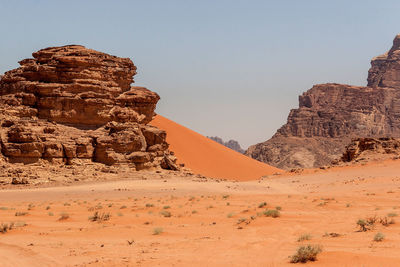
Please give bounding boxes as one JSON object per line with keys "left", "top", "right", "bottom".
{"left": 340, "top": 138, "right": 400, "bottom": 163}
{"left": 0, "top": 45, "right": 178, "bottom": 170}
{"left": 247, "top": 34, "right": 400, "bottom": 169}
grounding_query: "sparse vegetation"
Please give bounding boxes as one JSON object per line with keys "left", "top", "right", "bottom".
{"left": 145, "top": 203, "right": 154, "bottom": 208}
{"left": 160, "top": 210, "right": 171, "bottom": 217}
{"left": 0, "top": 222, "right": 14, "bottom": 233}
{"left": 297, "top": 234, "right": 312, "bottom": 242}
{"left": 15, "top": 211, "right": 28, "bottom": 216}
{"left": 89, "top": 211, "right": 110, "bottom": 222}
{"left": 388, "top": 212, "right": 398, "bottom": 217}
{"left": 374, "top": 232, "right": 385, "bottom": 242}
{"left": 290, "top": 244, "right": 322, "bottom": 263}
{"left": 163, "top": 205, "right": 171, "bottom": 209}
{"left": 153, "top": 227, "right": 163, "bottom": 235}
{"left": 275, "top": 206, "right": 282, "bottom": 211}
{"left": 263, "top": 209, "right": 280, "bottom": 218}
{"left": 258, "top": 202, "right": 267, "bottom": 208}
{"left": 58, "top": 213, "right": 69, "bottom": 221}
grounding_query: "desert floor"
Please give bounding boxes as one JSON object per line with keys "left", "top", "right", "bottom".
{"left": 1, "top": 160, "right": 400, "bottom": 266}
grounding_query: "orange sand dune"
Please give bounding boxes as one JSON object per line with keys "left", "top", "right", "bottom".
{"left": 150, "top": 115, "right": 282, "bottom": 180}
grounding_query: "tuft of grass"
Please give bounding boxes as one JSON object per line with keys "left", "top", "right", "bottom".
{"left": 89, "top": 211, "right": 110, "bottom": 222}
{"left": 222, "top": 195, "right": 230, "bottom": 199}
{"left": 15, "top": 211, "right": 28, "bottom": 216}
{"left": 356, "top": 219, "right": 369, "bottom": 231}
{"left": 297, "top": 234, "right": 312, "bottom": 242}
{"left": 46, "top": 206, "right": 51, "bottom": 210}
{"left": 192, "top": 210, "right": 198, "bottom": 214}
{"left": 58, "top": 213, "right": 69, "bottom": 221}
{"left": 0, "top": 222, "right": 14, "bottom": 233}
{"left": 290, "top": 244, "right": 322, "bottom": 263}
{"left": 160, "top": 210, "right": 171, "bottom": 217}
{"left": 48, "top": 212, "right": 54, "bottom": 216}
{"left": 374, "top": 232, "right": 385, "bottom": 242}
{"left": 263, "top": 209, "right": 280, "bottom": 218}
{"left": 388, "top": 213, "right": 398, "bottom": 217}
{"left": 120, "top": 205, "right": 127, "bottom": 209}
{"left": 227, "top": 212, "right": 235, "bottom": 218}
{"left": 145, "top": 203, "right": 154, "bottom": 208}
{"left": 163, "top": 205, "right": 171, "bottom": 209}
{"left": 153, "top": 227, "right": 163, "bottom": 235}
{"left": 275, "top": 206, "right": 282, "bottom": 211}
{"left": 258, "top": 202, "right": 267, "bottom": 208}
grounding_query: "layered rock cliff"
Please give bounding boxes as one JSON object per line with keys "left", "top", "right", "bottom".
{"left": 0, "top": 45, "right": 178, "bottom": 170}
{"left": 247, "top": 34, "right": 400, "bottom": 169}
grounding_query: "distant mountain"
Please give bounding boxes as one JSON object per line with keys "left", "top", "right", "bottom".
{"left": 208, "top": 136, "right": 245, "bottom": 154}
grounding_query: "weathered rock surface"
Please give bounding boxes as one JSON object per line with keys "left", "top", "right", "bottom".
{"left": 247, "top": 34, "right": 400, "bottom": 169}
{"left": 339, "top": 137, "right": 400, "bottom": 163}
{"left": 207, "top": 136, "right": 245, "bottom": 154}
{"left": 0, "top": 45, "right": 178, "bottom": 171}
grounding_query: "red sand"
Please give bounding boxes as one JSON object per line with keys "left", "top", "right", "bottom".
{"left": 150, "top": 115, "right": 282, "bottom": 180}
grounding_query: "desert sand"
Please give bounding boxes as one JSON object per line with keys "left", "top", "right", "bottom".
{"left": 1, "top": 159, "right": 400, "bottom": 266}
{"left": 1, "top": 117, "right": 400, "bottom": 266}
{"left": 150, "top": 115, "right": 281, "bottom": 181}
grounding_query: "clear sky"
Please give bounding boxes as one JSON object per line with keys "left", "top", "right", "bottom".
{"left": 1, "top": 0, "right": 400, "bottom": 148}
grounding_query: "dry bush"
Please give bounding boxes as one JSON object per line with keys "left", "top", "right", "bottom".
{"left": 290, "top": 244, "right": 322, "bottom": 263}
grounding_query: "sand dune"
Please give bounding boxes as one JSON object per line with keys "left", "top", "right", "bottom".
{"left": 150, "top": 115, "right": 281, "bottom": 180}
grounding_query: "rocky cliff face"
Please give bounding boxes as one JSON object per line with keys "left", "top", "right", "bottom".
{"left": 247, "top": 34, "right": 400, "bottom": 169}
{"left": 208, "top": 136, "right": 245, "bottom": 154}
{"left": 0, "top": 45, "right": 178, "bottom": 170}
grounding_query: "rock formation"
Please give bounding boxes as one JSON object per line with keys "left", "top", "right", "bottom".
{"left": 247, "top": 34, "right": 400, "bottom": 169}
{"left": 0, "top": 45, "right": 178, "bottom": 171}
{"left": 339, "top": 137, "right": 400, "bottom": 163}
{"left": 208, "top": 136, "right": 245, "bottom": 154}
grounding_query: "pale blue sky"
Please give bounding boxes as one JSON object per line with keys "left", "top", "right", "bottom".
{"left": 1, "top": 0, "right": 400, "bottom": 148}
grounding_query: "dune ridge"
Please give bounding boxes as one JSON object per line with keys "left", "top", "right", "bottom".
{"left": 150, "top": 115, "right": 281, "bottom": 180}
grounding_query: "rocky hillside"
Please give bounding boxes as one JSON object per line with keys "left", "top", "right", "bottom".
{"left": 208, "top": 136, "right": 245, "bottom": 154}
{"left": 0, "top": 45, "right": 178, "bottom": 171}
{"left": 247, "top": 34, "right": 400, "bottom": 169}
{"left": 339, "top": 137, "right": 400, "bottom": 164}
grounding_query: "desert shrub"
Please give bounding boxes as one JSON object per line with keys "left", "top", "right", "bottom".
{"left": 153, "top": 227, "right": 163, "bottom": 235}
{"left": 15, "top": 211, "right": 28, "bottom": 216}
{"left": 290, "top": 244, "right": 322, "bottom": 263}
{"left": 145, "top": 203, "right": 154, "bottom": 208}
{"left": 264, "top": 209, "right": 280, "bottom": 218}
{"left": 160, "top": 210, "right": 171, "bottom": 217}
{"left": 58, "top": 213, "right": 69, "bottom": 221}
{"left": 357, "top": 219, "right": 369, "bottom": 231}
{"left": 0, "top": 222, "right": 14, "bottom": 233}
{"left": 387, "top": 213, "right": 398, "bottom": 217}
{"left": 258, "top": 202, "right": 267, "bottom": 208}
{"left": 275, "top": 206, "right": 282, "bottom": 211}
{"left": 374, "top": 232, "right": 385, "bottom": 242}
{"left": 297, "top": 234, "right": 312, "bottom": 242}
{"left": 163, "top": 205, "right": 171, "bottom": 209}
{"left": 88, "top": 211, "right": 110, "bottom": 222}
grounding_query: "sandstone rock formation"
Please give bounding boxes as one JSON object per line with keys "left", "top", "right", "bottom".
{"left": 247, "top": 34, "right": 400, "bottom": 169}
{"left": 340, "top": 138, "right": 400, "bottom": 163}
{"left": 0, "top": 45, "right": 178, "bottom": 171}
{"left": 207, "top": 136, "right": 245, "bottom": 154}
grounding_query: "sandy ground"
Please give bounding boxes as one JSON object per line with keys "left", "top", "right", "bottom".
{"left": 1, "top": 159, "right": 400, "bottom": 266}
{"left": 150, "top": 115, "right": 281, "bottom": 180}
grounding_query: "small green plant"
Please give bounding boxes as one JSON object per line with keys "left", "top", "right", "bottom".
{"left": 163, "top": 205, "right": 171, "bottom": 209}
{"left": 48, "top": 212, "right": 54, "bottom": 216}
{"left": 263, "top": 209, "right": 280, "bottom": 218}
{"left": 374, "top": 232, "right": 385, "bottom": 242}
{"left": 297, "top": 234, "right": 312, "bottom": 242}
{"left": 275, "top": 206, "right": 282, "bottom": 211}
{"left": 290, "top": 244, "right": 322, "bottom": 263}
{"left": 222, "top": 195, "right": 230, "bottom": 199}
{"left": 388, "top": 213, "right": 398, "bottom": 217}
{"left": 145, "top": 203, "right": 154, "bottom": 208}
{"left": 153, "top": 227, "right": 163, "bottom": 235}
{"left": 227, "top": 212, "right": 235, "bottom": 218}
